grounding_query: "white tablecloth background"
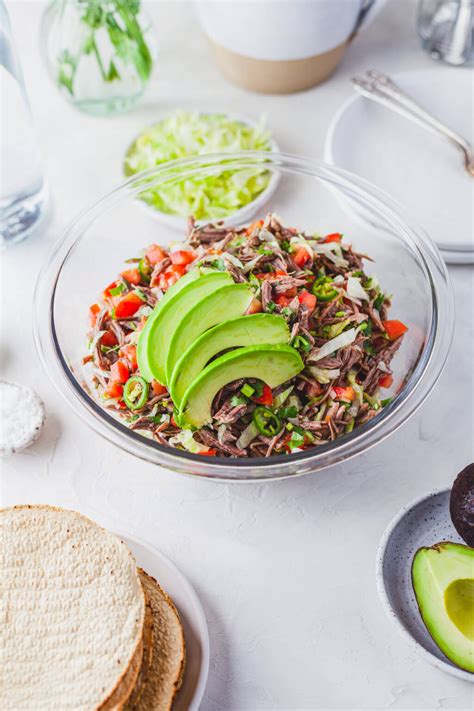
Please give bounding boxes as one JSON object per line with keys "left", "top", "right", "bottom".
{"left": 2, "top": 2, "right": 473, "bottom": 708}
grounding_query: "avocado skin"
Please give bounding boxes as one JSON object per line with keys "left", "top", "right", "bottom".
{"left": 450, "top": 464, "right": 474, "bottom": 547}
{"left": 412, "top": 542, "right": 474, "bottom": 673}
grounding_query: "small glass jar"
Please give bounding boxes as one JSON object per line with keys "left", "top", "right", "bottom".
{"left": 41, "top": 0, "right": 158, "bottom": 116}
{"left": 417, "top": 0, "right": 473, "bottom": 65}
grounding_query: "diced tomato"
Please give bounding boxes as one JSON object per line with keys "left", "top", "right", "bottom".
{"left": 103, "top": 281, "right": 118, "bottom": 299}
{"left": 382, "top": 319, "right": 408, "bottom": 340}
{"left": 171, "top": 415, "right": 178, "bottom": 428}
{"left": 146, "top": 244, "right": 166, "bottom": 265}
{"left": 110, "top": 360, "right": 129, "bottom": 384}
{"left": 115, "top": 292, "right": 144, "bottom": 318}
{"left": 255, "top": 270, "right": 288, "bottom": 282}
{"left": 121, "top": 268, "right": 141, "bottom": 285}
{"left": 157, "top": 265, "right": 186, "bottom": 291}
{"left": 245, "top": 219, "right": 264, "bottom": 235}
{"left": 276, "top": 295, "right": 292, "bottom": 308}
{"left": 119, "top": 344, "right": 138, "bottom": 370}
{"left": 379, "top": 374, "right": 393, "bottom": 389}
{"left": 170, "top": 250, "right": 195, "bottom": 266}
{"left": 104, "top": 381, "right": 123, "bottom": 399}
{"left": 151, "top": 380, "right": 168, "bottom": 396}
{"left": 89, "top": 303, "right": 100, "bottom": 327}
{"left": 298, "top": 290, "right": 316, "bottom": 311}
{"left": 254, "top": 384, "right": 273, "bottom": 406}
{"left": 324, "top": 232, "right": 342, "bottom": 243}
{"left": 198, "top": 449, "right": 217, "bottom": 456}
{"left": 246, "top": 297, "right": 263, "bottom": 314}
{"left": 101, "top": 331, "right": 118, "bottom": 348}
{"left": 333, "top": 386, "right": 355, "bottom": 402}
{"left": 293, "top": 247, "right": 310, "bottom": 268}
{"left": 208, "top": 248, "right": 222, "bottom": 255}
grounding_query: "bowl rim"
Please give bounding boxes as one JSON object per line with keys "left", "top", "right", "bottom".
{"left": 33, "top": 151, "right": 454, "bottom": 481}
{"left": 375, "top": 487, "right": 474, "bottom": 682}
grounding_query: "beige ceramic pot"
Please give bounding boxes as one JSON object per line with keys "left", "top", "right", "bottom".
{"left": 196, "top": 0, "right": 388, "bottom": 93}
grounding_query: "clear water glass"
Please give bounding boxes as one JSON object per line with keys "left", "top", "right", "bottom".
{"left": 0, "top": 1, "right": 47, "bottom": 247}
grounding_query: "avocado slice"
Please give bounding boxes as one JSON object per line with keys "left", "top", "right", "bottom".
{"left": 178, "top": 344, "right": 304, "bottom": 429}
{"left": 165, "top": 283, "right": 253, "bottom": 383}
{"left": 139, "top": 271, "right": 232, "bottom": 384}
{"left": 137, "top": 268, "right": 203, "bottom": 382}
{"left": 169, "top": 314, "right": 290, "bottom": 407}
{"left": 412, "top": 542, "right": 474, "bottom": 673}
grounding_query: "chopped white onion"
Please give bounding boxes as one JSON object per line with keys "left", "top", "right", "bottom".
{"left": 377, "top": 361, "right": 391, "bottom": 374}
{"left": 236, "top": 421, "right": 259, "bottom": 450}
{"left": 333, "top": 275, "right": 345, "bottom": 284}
{"left": 347, "top": 276, "right": 370, "bottom": 302}
{"left": 242, "top": 255, "right": 264, "bottom": 273}
{"left": 223, "top": 253, "right": 244, "bottom": 269}
{"left": 310, "top": 328, "right": 358, "bottom": 363}
{"left": 309, "top": 241, "right": 348, "bottom": 268}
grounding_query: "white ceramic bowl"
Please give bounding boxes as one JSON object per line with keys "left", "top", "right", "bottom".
{"left": 124, "top": 113, "right": 280, "bottom": 231}
{"left": 376, "top": 488, "right": 473, "bottom": 682}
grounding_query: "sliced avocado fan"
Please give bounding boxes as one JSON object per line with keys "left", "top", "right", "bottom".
{"left": 165, "top": 282, "right": 254, "bottom": 383}
{"left": 169, "top": 313, "right": 290, "bottom": 407}
{"left": 137, "top": 267, "right": 202, "bottom": 382}
{"left": 412, "top": 542, "right": 474, "bottom": 673}
{"left": 139, "top": 270, "right": 232, "bottom": 384}
{"left": 178, "top": 344, "right": 304, "bottom": 429}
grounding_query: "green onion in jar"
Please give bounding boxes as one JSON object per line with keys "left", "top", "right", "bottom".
{"left": 252, "top": 406, "right": 282, "bottom": 437}
{"left": 123, "top": 376, "right": 149, "bottom": 410}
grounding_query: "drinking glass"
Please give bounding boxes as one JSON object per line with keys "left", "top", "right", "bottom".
{"left": 0, "top": 0, "right": 47, "bottom": 247}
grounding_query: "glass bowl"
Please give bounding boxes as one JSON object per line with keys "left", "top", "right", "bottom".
{"left": 34, "top": 152, "right": 454, "bottom": 482}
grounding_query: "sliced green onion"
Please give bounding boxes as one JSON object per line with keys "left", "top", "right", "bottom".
{"left": 241, "top": 383, "right": 255, "bottom": 398}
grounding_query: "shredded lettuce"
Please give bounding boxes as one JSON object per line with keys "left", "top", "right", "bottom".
{"left": 168, "top": 429, "right": 208, "bottom": 453}
{"left": 124, "top": 110, "right": 273, "bottom": 220}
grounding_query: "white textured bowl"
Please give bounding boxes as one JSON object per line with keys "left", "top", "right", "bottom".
{"left": 125, "top": 112, "right": 280, "bottom": 231}
{"left": 376, "top": 488, "right": 473, "bottom": 682}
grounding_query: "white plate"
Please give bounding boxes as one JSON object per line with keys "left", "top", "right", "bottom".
{"left": 117, "top": 532, "right": 210, "bottom": 710}
{"left": 325, "top": 68, "right": 474, "bottom": 264}
{"left": 376, "top": 488, "right": 473, "bottom": 682}
{"left": 126, "top": 112, "right": 280, "bottom": 231}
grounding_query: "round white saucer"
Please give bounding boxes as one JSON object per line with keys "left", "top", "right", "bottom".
{"left": 325, "top": 68, "right": 474, "bottom": 264}
{"left": 376, "top": 488, "right": 473, "bottom": 682}
{"left": 118, "top": 532, "right": 210, "bottom": 709}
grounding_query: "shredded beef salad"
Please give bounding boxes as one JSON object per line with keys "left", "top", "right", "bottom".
{"left": 85, "top": 214, "right": 408, "bottom": 458}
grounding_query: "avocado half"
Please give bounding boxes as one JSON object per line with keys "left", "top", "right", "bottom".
{"left": 169, "top": 313, "right": 290, "bottom": 407}
{"left": 412, "top": 542, "right": 474, "bottom": 673}
{"left": 178, "top": 344, "right": 304, "bottom": 429}
{"left": 450, "top": 464, "right": 474, "bottom": 547}
{"left": 138, "top": 270, "right": 232, "bottom": 384}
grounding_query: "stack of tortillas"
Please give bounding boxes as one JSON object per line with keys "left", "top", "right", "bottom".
{"left": 0, "top": 506, "right": 186, "bottom": 710}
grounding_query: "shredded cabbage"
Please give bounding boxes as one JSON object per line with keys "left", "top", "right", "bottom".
{"left": 124, "top": 110, "right": 273, "bottom": 220}
{"left": 169, "top": 429, "right": 209, "bottom": 453}
{"left": 309, "top": 367, "right": 341, "bottom": 384}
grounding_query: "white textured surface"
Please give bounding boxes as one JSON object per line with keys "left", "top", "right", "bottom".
{"left": 1, "top": 1, "right": 473, "bottom": 709}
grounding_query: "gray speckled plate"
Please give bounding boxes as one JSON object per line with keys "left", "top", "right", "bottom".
{"left": 376, "top": 488, "right": 473, "bottom": 682}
